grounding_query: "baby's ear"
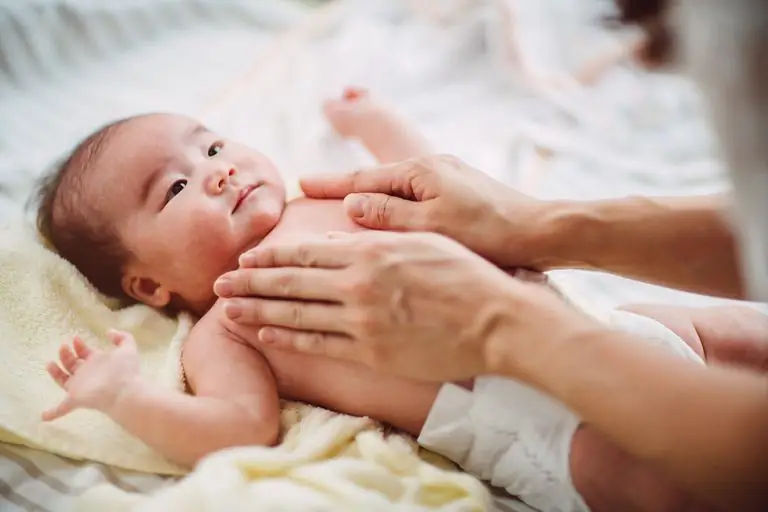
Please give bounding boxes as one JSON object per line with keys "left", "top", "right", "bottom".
{"left": 122, "top": 274, "right": 171, "bottom": 308}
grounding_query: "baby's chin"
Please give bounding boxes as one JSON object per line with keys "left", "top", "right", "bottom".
{"left": 240, "top": 185, "right": 287, "bottom": 247}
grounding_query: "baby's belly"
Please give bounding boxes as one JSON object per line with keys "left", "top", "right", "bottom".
{"left": 238, "top": 197, "right": 439, "bottom": 435}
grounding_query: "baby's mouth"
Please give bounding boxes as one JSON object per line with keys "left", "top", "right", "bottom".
{"left": 233, "top": 184, "right": 259, "bottom": 213}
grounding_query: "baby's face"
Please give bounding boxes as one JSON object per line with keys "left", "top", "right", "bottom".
{"left": 93, "top": 114, "right": 285, "bottom": 312}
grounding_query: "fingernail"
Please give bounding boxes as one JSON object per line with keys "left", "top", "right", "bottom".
{"left": 344, "top": 194, "right": 367, "bottom": 218}
{"left": 214, "top": 278, "right": 232, "bottom": 297}
{"left": 225, "top": 302, "right": 242, "bottom": 320}
{"left": 258, "top": 328, "right": 276, "bottom": 343}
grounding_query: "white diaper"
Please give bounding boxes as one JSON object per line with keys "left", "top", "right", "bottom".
{"left": 417, "top": 309, "right": 704, "bottom": 512}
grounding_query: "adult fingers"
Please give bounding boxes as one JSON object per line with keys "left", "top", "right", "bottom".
{"left": 223, "top": 298, "right": 349, "bottom": 334}
{"left": 343, "top": 193, "right": 424, "bottom": 231}
{"left": 41, "top": 397, "right": 75, "bottom": 422}
{"left": 237, "top": 238, "right": 355, "bottom": 269}
{"left": 215, "top": 268, "right": 344, "bottom": 302}
{"left": 256, "top": 327, "right": 362, "bottom": 363}
{"left": 299, "top": 160, "right": 418, "bottom": 199}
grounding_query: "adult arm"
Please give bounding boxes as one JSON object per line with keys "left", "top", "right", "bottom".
{"left": 534, "top": 194, "right": 743, "bottom": 298}
{"left": 299, "top": 156, "right": 744, "bottom": 298}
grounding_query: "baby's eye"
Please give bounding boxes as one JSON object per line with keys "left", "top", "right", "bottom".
{"left": 208, "top": 142, "right": 223, "bottom": 157}
{"left": 165, "top": 179, "right": 187, "bottom": 203}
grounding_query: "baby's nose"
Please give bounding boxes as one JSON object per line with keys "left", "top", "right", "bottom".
{"left": 208, "top": 167, "right": 237, "bottom": 194}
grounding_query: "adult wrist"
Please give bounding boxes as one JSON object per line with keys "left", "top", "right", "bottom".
{"left": 494, "top": 198, "right": 582, "bottom": 270}
{"left": 518, "top": 199, "right": 607, "bottom": 272}
{"left": 481, "top": 281, "right": 606, "bottom": 388}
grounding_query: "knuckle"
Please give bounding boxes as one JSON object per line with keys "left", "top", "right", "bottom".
{"left": 372, "top": 195, "right": 391, "bottom": 225}
{"left": 295, "top": 246, "right": 314, "bottom": 267}
{"left": 351, "top": 309, "right": 377, "bottom": 336}
{"left": 245, "top": 302, "right": 264, "bottom": 324}
{"left": 347, "top": 275, "right": 373, "bottom": 301}
{"left": 245, "top": 274, "right": 259, "bottom": 295}
{"left": 275, "top": 272, "right": 296, "bottom": 296}
{"left": 289, "top": 303, "right": 304, "bottom": 328}
{"left": 360, "top": 241, "right": 384, "bottom": 263}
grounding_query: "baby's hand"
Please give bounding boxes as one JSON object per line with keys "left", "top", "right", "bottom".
{"left": 42, "top": 330, "right": 141, "bottom": 421}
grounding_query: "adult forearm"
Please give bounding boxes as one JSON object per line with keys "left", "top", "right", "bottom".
{"left": 109, "top": 381, "right": 278, "bottom": 468}
{"left": 530, "top": 194, "right": 743, "bottom": 298}
{"left": 494, "top": 307, "right": 768, "bottom": 511}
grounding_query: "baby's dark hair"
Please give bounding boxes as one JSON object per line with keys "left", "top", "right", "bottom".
{"left": 35, "top": 116, "right": 137, "bottom": 300}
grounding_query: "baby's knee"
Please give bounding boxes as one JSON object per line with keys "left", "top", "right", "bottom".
{"left": 616, "top": 303, "right": 705, "bottom": 360}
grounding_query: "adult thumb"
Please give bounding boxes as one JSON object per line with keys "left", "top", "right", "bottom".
{"left": 344, "top": 193, "right": 419, "bottom": 230}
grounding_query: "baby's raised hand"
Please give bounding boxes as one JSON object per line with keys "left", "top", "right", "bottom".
{"left": 323, "top": 86, "right": 388, "bottom": 138}
{"left": 42, "top": 330, "right": 140, "bottom": 421}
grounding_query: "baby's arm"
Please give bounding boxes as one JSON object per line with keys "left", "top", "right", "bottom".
{"left": 324, "top": 87, "right": 432, "bottom": 163}
{"left": 43, "top": 311, "right": 281, "bottom": 468}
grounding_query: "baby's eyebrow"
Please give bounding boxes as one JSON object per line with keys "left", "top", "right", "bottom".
{"left": 139, "top": 156, "right": 173, "bottom": 204}
{"left": 186, "top": 123, "right": 210, "bottom": 141}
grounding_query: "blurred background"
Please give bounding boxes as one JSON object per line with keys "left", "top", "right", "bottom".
{"left": 0, "top": 0, "right": 742, "bottom": 311}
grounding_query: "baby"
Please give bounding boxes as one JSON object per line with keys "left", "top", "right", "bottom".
{"left": 36, "top": 88, "right": 721, "bottom": 512}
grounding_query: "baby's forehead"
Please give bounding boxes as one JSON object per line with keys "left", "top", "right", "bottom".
{"left": 85, "top": 114, "right": 205, "bottom": 204}
{"left": 99, "top": 114, "right": 204, "bottom": 175}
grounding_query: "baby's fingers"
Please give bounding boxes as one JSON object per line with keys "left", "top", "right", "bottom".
{"left": 41, "top": 397, "right": 75, "bottom": 422}
{"left": 58, "top": 343, "right": 82, "bottom": 374}
{"left": 72, "top": 336, "right": 94, "bottom": 360}
{"left": 46, "top": 362, "right": 69, "bottom": 389}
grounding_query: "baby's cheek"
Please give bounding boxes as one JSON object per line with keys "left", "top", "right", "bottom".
{"left": 183, "top": 213, "right": 239, "bottom": 263}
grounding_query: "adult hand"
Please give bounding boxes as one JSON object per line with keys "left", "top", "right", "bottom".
{"left": 299, "top": 154, "right": 550, "bottom": 269}
{"left": 214, "top": 231, "right": 593, "bottom": 382}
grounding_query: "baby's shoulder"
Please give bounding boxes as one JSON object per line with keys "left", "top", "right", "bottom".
{"left": 185, "top": 299, "right": 251, "bottom": 352}
{"left": 180, "top": 300, "right": 257, "bottom": 390}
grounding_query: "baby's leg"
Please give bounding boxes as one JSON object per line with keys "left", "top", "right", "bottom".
{"left": 618, "top": 303, "right": 768, "bottom": 372}
{"left": 570, "top": 427, "right": 714, "bottom": 512}
{"left": 323, "top": 87, "right": 432, "bottom": 163}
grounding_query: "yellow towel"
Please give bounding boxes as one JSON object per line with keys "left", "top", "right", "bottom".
{"left": 0, "top": 221, "right": 191, "bottom": 475}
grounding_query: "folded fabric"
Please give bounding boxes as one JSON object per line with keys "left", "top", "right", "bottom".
{"left": 77, "top": 403, "right": 489, "bottom": 511}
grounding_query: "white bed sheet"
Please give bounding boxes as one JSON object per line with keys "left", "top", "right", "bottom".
{"left": 0, "top": 0, "right": 758, "bottom": 510}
